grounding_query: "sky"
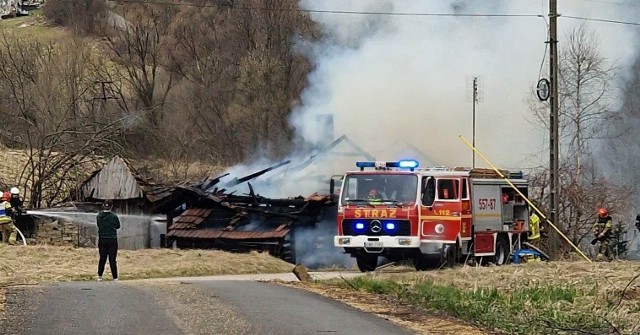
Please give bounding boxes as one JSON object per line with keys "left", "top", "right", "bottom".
{"left": 290, "top": 0, "right": 640, "bottom": 171}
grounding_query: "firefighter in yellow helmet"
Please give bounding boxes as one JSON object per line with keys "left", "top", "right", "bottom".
{"left": 591, "top": 207, "right": 613, "bottom": 261}
{"left": 0, "top": 191, "right": 17, "bottom": 245}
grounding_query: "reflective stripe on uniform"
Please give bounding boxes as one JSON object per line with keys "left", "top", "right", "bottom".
{"left": 0, "top": 201, "right": 12, "bottom": 223}
{"left": 529, "top": 213, "right": 541, "bottom": 240}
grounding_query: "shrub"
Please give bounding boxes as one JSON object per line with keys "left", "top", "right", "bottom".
{"left": 43, "top": 0, "right": 108, "bottom": 35}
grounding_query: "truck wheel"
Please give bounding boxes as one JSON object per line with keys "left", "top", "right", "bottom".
{"left": 356, "top": 254, "right": 378, "bottom": 272}
{"left": 493, "top": 236, "right": 510, "bottom": 265}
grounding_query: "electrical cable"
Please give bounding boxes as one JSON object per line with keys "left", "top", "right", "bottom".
{"left": 577, "top": 0, "right": 640, "bottom": 7}
{"left": 116, "top": 0, "right": 640, "bottom": 26}
{"left": 116, "top": 0, "right": 543, "bottom": 17}
{"left": 116, "top": 0, "right": 640, "bottom": 27}
{"left": 562, "top": 15, "right": 640, "bottom": 26}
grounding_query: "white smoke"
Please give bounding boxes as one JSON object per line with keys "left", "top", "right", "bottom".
{"left": 293, "top": 0, "right": 639, "bottom": 170}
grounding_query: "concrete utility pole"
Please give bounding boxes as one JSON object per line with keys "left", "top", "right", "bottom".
{"left": 548, "top": 0, "right": 561, "bottom": 258}
{"left": 472, "top": 77, "right": 478, "bottom": 168}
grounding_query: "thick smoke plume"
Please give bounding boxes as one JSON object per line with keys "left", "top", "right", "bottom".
{"left": 218, "top": 0, "right": 640, "bottom": 266}
{"left": 293, "top": 0, "right": 638, "bottom": 170}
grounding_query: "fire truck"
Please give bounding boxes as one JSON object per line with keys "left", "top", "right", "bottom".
{"left": 332, "top": 160, "right": 532, "bottom": 272}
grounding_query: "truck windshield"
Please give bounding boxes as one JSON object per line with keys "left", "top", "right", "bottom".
{"left": 341, "top": 174, "right": 418, "bottom": 205}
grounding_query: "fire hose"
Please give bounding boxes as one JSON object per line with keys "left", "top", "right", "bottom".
{"left": 459, "top": 135, "right": 592, "bottom": 263}
{"left": 14, "top": 223, "right": 27, "bottom": 246}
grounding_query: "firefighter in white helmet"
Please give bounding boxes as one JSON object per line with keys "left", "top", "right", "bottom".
{"left": 0, "top": 191, "right": 17, "bottom": 245}
{"left": 9, "top": 187, "right": 23, "bottom": 216}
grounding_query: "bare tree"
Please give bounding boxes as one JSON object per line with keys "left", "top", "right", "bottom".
{"left": 43, "top": 0, "right": 108, "bottom": 36}
{"left": 230, "top": 0, "right": 317, "bottom": 160}
{"left": 558, "top": 24, "right": 616, "bottom": 181}
{"left": 168, "top": 5, "right": 246, "bottom": 163}
{"left": 0, "top": 33, "right": 125, "bottom": 208}
{"left": 167, "top": 0, "right": 317, "bottom": 163}
{"left": 528, "top": 24, "right": 627, "bottom": 258}
{"left": 103, "top": 3, "right": 177, "bottom": 129}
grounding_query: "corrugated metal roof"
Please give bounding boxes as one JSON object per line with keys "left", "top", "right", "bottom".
{"left": 169, "top": 208, "right": 214, "bottom": 229}
{"left": 167, "top": 228, "right": 290, "bottom": 240}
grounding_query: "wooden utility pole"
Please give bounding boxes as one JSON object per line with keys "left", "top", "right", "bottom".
{"left": 472, "top": 77, "right": 478, "bottom": 168}
{"left": 549, "top": 0, "right": 561, "bottom": 258}
{"left": 94, "top": 81, "right": 117, "bottom": 102}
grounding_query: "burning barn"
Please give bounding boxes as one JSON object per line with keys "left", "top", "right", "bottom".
{"left": 166, "top": 192, "right": 335, "bottom": 263}
{"left": 163, "top": 160, "right": 338, "bottom": 264}
{"left": 163, "top": 134, "right": 376, "bottom": 266}
{"left": 52, "top": 133, "right": 373, "bottom": 265}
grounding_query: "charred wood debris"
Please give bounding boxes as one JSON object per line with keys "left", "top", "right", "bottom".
{"left": 164, "top": 160, "right": 338, "bottom": 264}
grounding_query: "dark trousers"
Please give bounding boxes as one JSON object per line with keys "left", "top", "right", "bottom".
{"left": 98, "top": 238, "right": 118, "bottom": 279}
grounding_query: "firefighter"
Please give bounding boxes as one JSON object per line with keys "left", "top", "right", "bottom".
{"left": 9, "top": 187, "right": 23, "bottom": 217}
{"left": 0, "top": 191, "right": 17, "bottom": 245}
{"left": 367, "top": 188, "right": 382, "bottom": 204}
{"left": 528, "top": 206, "right": 542, "bottom": 247}
{"left": 592, "top": 207, "right": 613, "bottom": 261}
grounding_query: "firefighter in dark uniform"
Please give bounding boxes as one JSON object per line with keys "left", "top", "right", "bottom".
{"left": 592, "top": 207, "right": 613, "bottom": 261}
{"left": 9, "top": 187, "right": 23, "bottom": 216}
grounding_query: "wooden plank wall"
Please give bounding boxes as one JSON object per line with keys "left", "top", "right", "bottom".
{"left": 81, "top": 156, "right": 144, "bottom": 200}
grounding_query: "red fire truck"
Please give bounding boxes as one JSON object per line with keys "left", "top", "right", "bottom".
{"left": 332, "top": 160, "right": 532, "bottom": 272}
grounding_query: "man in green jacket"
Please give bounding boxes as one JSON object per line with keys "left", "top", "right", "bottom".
{"left": 96, "top": 200, "right": 121, "bottom": 281}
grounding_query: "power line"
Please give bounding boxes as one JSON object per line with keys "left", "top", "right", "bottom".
{"left": 118, "top": 0, "right": 542, "bottom": 17}
{"left": 117, "top": 0, "right": 640, "bottom": 26}
{"left": 578, "top": 0, "right": 640, "bottom": 7}
{"left": 562, "top": 15, "right": 640, "bottom": 26}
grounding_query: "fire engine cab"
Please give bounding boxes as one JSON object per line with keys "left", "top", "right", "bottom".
{"left": 333, "top": 160, "right": 532, "bottom": 272}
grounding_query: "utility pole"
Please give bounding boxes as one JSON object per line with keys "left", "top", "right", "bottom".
{"left": 472, "top": 77, "right": 478, "bottom": 168}
{"left": 94, "top": 81, "right": 117, "bottom": 102}
{"left": 548, "top": 0, "right": 561, "bottom": 258}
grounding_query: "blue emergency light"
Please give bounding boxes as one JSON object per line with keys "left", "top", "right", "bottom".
{"left": 355, "top": 160, "right": 420, "bottom": 171}
{"left": 397, "top": 160, "right": 420, "bottom": 169}
{"left": 355, "top": 161, "right": 377, "bottom": 169}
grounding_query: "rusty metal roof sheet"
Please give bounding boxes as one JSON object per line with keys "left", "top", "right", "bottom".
{"left": 167, "top": 228, "right": 290, "bottom": 240}
{"left": 170, "top": 208, "right": 214, "bottom": 229}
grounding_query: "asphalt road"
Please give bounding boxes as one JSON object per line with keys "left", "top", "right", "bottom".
{"left": 0, "top": 278, "right": 415, "bottom": 335}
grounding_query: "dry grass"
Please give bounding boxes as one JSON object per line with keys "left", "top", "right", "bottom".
{"left": 373, "top": 260, "right": 640, "bottom": 295}
{"left": 0, "top": 149, "right": 31, "bottom": 187}
{"left": 0, "top": 10, "right": 68, "bottom": 41}
{"left": 327, "top": 261, "right": 640, "bottom": 334}
{"left": 0, "top": 244, "right": 294, "bottom": 286}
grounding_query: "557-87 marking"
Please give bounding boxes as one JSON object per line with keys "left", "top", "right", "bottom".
{"left": 478, "top": 198, "right": 496, "bottom": 210}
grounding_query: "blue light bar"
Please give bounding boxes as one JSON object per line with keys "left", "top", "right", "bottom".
{"left": 355, "top": 160, "right": 420, "bottom": 170}
{"left": 355, "top": 161, "right": 376, "bottom": 168}
{"left": 355, "top": 222, "right": 365, "bottom": 230}
{"left": 385, "top": 222, "right": 396, "bottom": 230}
{"left": 398, "top": 160, "right": 420, "bottom": 169}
